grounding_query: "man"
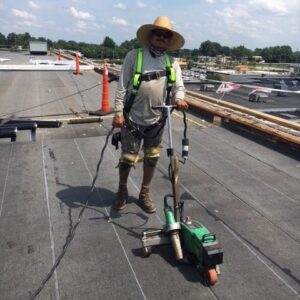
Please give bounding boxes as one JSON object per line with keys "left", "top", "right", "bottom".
{"left": 112, "top": 16, "right": 188, "bottom": 213}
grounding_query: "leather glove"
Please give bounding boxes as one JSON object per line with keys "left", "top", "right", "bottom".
{"left": 112, "top": 115, "right": 125, "bottom": 128}
{"left": 175, "top": 99, "right": 189, "bottom": 110}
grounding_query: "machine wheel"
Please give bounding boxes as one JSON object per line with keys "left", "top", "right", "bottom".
{"left": 143, "top": 246, "right": 151, "bottom": 257}
{"left": 206, "top": 268, "right": 218, "bottom": 286}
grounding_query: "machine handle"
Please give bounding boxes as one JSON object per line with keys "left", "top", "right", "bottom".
{"left": 152, "top": 104, "right": 176, "bottom": 110}
{"left": 202, "top": 233, "right": 216, "bottom": 243}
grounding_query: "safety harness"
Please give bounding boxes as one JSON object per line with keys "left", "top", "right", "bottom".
{"left": 123, "top": 48, "right": 176, "bottom": 114}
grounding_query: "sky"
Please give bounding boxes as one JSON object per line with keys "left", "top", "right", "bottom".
{"left": 0, "top": 0, "right": 299, "bottom": 51}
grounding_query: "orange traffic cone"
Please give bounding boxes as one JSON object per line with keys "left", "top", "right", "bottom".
{"left": 74, "top": 50, "right": 81, "bottom": 75}
{"left": 88, "top": 60, "right": 113, "bottom": 116}
{"left": 101, "top": 62, "right": 110, "bottom": 112}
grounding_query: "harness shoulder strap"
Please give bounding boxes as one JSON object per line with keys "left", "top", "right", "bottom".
{"left": 132, "top": 48, "right": 143, "bottom": 94}
{"left": 165, "top": 54, "right": 175, "bottom": 105}
{"left": 165, "top": 54, "right": 176, "bottom": 91}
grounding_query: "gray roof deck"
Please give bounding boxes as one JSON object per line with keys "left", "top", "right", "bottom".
{"left": 0, "top": 52, "right": 299, "bottom": 299}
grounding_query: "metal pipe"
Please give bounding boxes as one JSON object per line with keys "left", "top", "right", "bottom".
{"left": 0, "top": 127, "right": 17, "bottom": 141}
{"left": 2, "top": 122, "right": 37, "bottom": 131}
{"left": 4, "top": 119, "right": 62, "bottom": 128}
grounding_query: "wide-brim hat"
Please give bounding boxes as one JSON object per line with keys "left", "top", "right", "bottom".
{"left": 136, "top": 16, "right": 185, "bottom": 51}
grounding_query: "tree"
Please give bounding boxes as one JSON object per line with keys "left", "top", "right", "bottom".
{"left": 101, "top": 36, "right": 116, "bottom": 48}
{"left": 292, "top": 50, "right": 300, "bottom": 63}
{"left": 261, "top": 46, "right": 293, "bottom": 63}
{"left": 0, "top": 33, "right": 6, "bottom": 46}
{"left": 254, "top": 48, "right": 263, "bottom": 56}
{"left": 7, "top": 33, "right": 17, "bottom": 47}
{"left": 1, "top": 31, "right": 299, "bottom": 63}
{"left": 120, "top": 38, "right": 141, "bottom": 50}
{"left": 278, "top": 45, "right": 293, "bottom": 63}
{"left": 231, "top": 45, "right": 252, "bottom": 61}
{"left": 221, "top": 46, "right": 231, "bottom": 56}
{"left": 199, "top": 40, "right": 222, "bottom": 56}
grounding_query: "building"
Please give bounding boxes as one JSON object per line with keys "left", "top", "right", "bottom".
{"left": 291, "top": 63, "right": 300, "bottom": 77}
{"left": 252, "top": 56, "right": 264, "bottom": 63}
{"left": 29, "top": 41, "right": 48, "bottom": 55}
{"left": 234, "top": 65, "right": 249, "bottom": 74}
{"left": 175, "top": 57, "right": 187, "bottom": 69}
{"left": 197, "top": 56, "right": 215, "bottom": 63}
{"left": 216, "top": 55, "right": 232, "bottom": 64}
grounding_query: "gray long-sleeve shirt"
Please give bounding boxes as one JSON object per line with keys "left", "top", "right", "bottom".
{"left": 114, "top": 47, "right": 185, "bottom": 126}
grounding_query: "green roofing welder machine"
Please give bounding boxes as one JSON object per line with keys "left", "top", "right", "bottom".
{"left": 141, "top": 104, "right": 223, "bottom": 285}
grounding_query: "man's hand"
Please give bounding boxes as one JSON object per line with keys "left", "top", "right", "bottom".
{"left": 175, "top": 99, "right": 189, "bottom": 110}
{"left": 112, "top": 115, "right": 125, "bottom": 128}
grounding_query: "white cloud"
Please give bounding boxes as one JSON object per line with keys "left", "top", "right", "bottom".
{"left": 71, "top": 20, "right": 104, "bottom": 34}
{"left": 16, "top": 20, "right": 41, "bottom": 28}
{"left": 91, "top": 22, "right": 104, "bottom": 30}
{"left": 114, "top": 3, "right": 126, "bottom": 10}
{"left": 112, "top": 16, "right": 128, "bottom": 26}
{"left": 216, "top": 7, "right": 250, "bottom": 19}
{"left": 249, "top": 0, "right": 295, "bottom": 16}
{"left": 28, "top": 1, "right": 40, "bottom": 9}
{"left": 137, "top": 1, "right": 146, "bottom": 8}
{"left": 69, "top": 7, "right": 94, "bottom": 20}
{"left": 205, "top": 0, "right": 214, "bottom": 4}
{"left": 11, "top": 9, "right": 36, "bottom": 20}
{"left": 75, "top": 20, "right": 87, "bottom": 32}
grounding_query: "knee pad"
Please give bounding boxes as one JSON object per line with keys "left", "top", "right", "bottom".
{"left": 143, "top": 147, "right": 160, "bottom": 167}
{"left": 119, "top": 152, "right": 141, "bottom": 170}
{"left": 144, "top": 156, "right": 159, "bottom": 167}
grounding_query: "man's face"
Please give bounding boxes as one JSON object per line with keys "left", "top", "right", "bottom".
{"left": 149, "top": 29, "right": 173, "bottom": 51}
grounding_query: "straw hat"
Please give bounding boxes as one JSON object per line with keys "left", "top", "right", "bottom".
{"left": 136, "top": 16, "right": 185, "bottom": 51}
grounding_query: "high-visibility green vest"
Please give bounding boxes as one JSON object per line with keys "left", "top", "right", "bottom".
{"left": 132, "top": 48, "right": 176, "bottom": 94}
{"left": 124, "top": 48, "right": 176, "bottom": 114}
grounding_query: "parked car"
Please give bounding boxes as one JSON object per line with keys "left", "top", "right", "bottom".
{"left": 248, "top": 92, "right": 269, "bottom": 102}
{"left": 200, "top": 84, "right": 215, "bottom": 91}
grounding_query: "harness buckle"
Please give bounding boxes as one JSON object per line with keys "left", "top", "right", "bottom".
{"left": 155, "top": 71, "right": 160, "bottom": 80}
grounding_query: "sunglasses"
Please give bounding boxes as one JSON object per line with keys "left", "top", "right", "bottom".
{"left": 152, "top": 29, "right": 173, "bottom": 39}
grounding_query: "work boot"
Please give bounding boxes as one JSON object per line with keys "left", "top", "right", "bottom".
{"left": 113, "top": 183, "right": 128, "bottom": 211}
{"left": 138, "top": 185, "right": 156, "bottom": 213}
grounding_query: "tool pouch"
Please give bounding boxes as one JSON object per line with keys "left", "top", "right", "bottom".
{"left": 111, "top": 131, "right": 121, "bottom": 150}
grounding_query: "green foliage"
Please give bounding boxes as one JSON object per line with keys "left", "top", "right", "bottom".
{"left": 199, "top": 40, "right": 222, "bottom": 56}
{"left": 120, "top": 38, "right": 141, "bottom": 50}
{"left": 0, "top": 32, "right": 298, "bottom": 63}
{"left": 261, "top": 45, "right": 293, "bottom": 63}
{"left": 206, "top": 72, "right": 222, "bottom": 81}
{"left": 101, "top": 36, "right": 116, "bottom": 48}
{"left": 0, "top": 32, "right": 6, "bottom": 46}
{"left": 231, "top": 45, "right": 252, "bottom": 61}
{"left": 197, "top": 41, "right": 297, "bottom": 63}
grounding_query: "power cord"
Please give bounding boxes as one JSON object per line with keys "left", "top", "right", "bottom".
{"left": 30, "top": 127, "right": 114, "bottom": 300}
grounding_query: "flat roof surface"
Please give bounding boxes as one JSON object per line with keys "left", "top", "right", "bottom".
{"left": 0, "top": 52, "right": 299, "bottom": 300}
{"left": 0, "top": 51, "right": 55, "bottom": 65}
